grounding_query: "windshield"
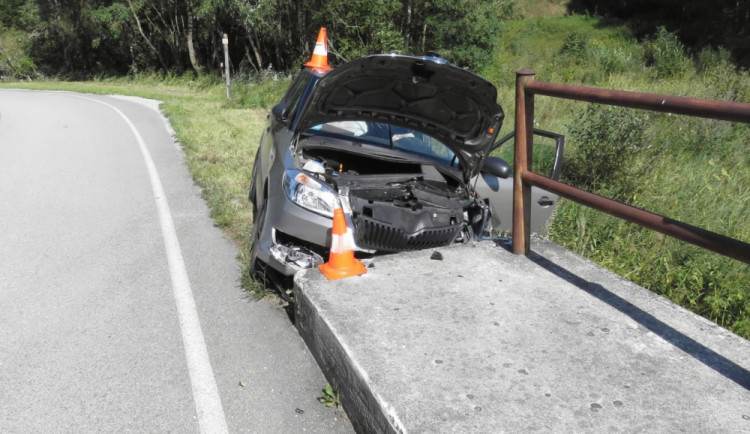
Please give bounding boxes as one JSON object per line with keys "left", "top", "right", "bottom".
{"left": 306, "top": 121, "right": 457, "bottom": 166}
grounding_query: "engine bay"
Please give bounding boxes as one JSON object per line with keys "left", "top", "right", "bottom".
{"left": 299, "top": 142, "right": 488, "bottom": 252}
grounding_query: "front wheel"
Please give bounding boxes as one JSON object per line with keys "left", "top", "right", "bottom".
{"left": 247, "top": 196, "right": 293, "bottom": 300}
{"left": 248, "top": 194, "right": 267, "bottom": 277}
{"left": 248, "top": 149, "right": 260, "bottom": 204}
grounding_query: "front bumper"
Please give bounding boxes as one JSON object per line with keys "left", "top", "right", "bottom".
{"left": 256, "top": 192, "right": 334, "bottom": 276}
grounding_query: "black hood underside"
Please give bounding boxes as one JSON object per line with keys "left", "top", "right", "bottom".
{"left": 295, "top": 55, "right": 505, "bottom": 178}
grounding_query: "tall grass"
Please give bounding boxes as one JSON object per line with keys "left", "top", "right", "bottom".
{"left": 481, "top": 15, "right": 750, "bottom": 338}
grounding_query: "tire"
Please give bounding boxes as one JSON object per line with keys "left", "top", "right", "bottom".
{"left": 248, "top": 193, "right": 267, "bottom": 277}
{"left": 248, "top": 195, "right": 294, "bottom": 300}
{"left": 248, "top": 149, "right": 260, "bottom": 204}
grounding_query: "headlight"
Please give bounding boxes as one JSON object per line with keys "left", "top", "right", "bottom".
{"left": 283, "top": 170, "right": 340, "bottom": 217}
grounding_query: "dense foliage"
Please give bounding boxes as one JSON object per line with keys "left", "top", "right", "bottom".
{"left": 0, "top": 0, "right": 513, "bottom": 78}
{"left": 568, "top": 0, "right": 750, "bottom": 68}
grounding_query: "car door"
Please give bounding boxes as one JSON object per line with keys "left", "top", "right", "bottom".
{"left": 473, "top": 129, "right": 564, "bottom": 235}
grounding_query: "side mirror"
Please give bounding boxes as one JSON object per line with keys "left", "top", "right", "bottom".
{"left": 271, "top": 102, "right": 290, "bottom": 122}
{"left": 483, "top": 157, "right": 511, "bottom": 179}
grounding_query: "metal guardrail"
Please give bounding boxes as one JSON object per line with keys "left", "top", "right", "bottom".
{"left": 512, "top": 69, "right": 750, "bottom": 264}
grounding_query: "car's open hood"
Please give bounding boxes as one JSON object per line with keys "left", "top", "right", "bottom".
{"left": 295, "top": 55, "right": 504, "bottom": 178}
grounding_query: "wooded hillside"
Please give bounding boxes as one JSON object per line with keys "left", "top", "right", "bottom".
{"left": 3, "top": 0, "right": 748, "bottom": 78}
{"left": 0, "top": 0, "right": 514, "bottom": 78}
{"left": 568, "top": 0, "right": 750, "bottom": 68}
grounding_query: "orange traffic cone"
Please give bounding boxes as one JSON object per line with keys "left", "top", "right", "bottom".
{"left": 318, "top": 208, "right": 367, "bottom": 280}
{"left": 304, "top": 27, "right": 332, "bottom": 71}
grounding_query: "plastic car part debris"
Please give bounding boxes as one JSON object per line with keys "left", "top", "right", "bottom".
{"left": 430, "top": 251, "right": 443, "bottom": 260}
{"left": 270, "top": 243, "right": 324, "bottom": 270}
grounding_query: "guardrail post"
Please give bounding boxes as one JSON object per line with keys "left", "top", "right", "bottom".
{"left": 513, "top": 69, "right": 535, "bottom": 255}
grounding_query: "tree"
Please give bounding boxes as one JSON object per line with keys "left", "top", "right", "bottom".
{"left": 2, "top": 0, "right": 515, "bottom": 76}
{"left": 416, "top": 0, "right": 510, "bottom": 69}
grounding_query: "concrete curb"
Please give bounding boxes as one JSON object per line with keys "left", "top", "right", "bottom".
{"left": 295, "top": 284, "right": 403, "bottom": 433}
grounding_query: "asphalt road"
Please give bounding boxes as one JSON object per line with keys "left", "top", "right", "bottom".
{"left": 0, "top": 89, "right": 352, "bottom": 433}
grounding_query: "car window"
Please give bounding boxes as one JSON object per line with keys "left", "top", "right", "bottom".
{"left": 308, "top": 121, "right": 456, "bottom": 166}
{"left": 283, "top": 71, "right": 312, "bottom": 122}
{"left": 390, "top": 125, "right": 455, "bottom": 164}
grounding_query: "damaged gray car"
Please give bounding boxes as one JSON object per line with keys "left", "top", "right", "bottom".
{"left": 248, "top": 54, "right": 561, "bottom": 289}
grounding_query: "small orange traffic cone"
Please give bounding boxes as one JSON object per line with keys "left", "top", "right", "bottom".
{"left": 304, "top": 27, "right": 332, "bottom": 71}
{"left": 318, "top": 208, "right": 367, "bottom": 280}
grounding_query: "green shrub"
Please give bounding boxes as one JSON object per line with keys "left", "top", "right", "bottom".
{"left": 696, "top": 47, "right": 732, "bottom": 74}
{"left": 696, "top": 47, "right": 750, "bottom": 102}
{"left": 563, "top": 105, "right": 649, "bottom": 198}
{"left": 0, "top": 27, "right": 36, "bottom": 78}
{"left": 558, "top": 32, "right": 588, "bottom": 61}
{"left": 591, "top": 45, "right": 641, "bottom": 75}
{"left": 643, "top": 27, "right": 692, "bottom": 79}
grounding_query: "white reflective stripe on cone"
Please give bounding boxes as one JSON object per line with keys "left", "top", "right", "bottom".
{"left": 330, "top": 234, "right": 344, "bottom": 254}
{"left": 312, "top": 42, "right": 326, "bottom": 55}
{"left": 330, "top": 232, "right": 354, "bottom": 254}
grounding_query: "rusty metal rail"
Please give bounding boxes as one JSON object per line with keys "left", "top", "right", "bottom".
{"left": 527, "top": 80, "right": 750, "bottom": 123}
{"left": 512, "top": 69, "right": 750, "bottom": 264}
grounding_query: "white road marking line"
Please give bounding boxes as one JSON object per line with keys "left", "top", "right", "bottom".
{"left": 70, "top": 94, "right": 229, "bottom": 434}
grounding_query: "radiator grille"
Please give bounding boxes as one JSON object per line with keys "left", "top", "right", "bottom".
{"left": 354, "top": 216, "right": 462, "bottom": 252}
